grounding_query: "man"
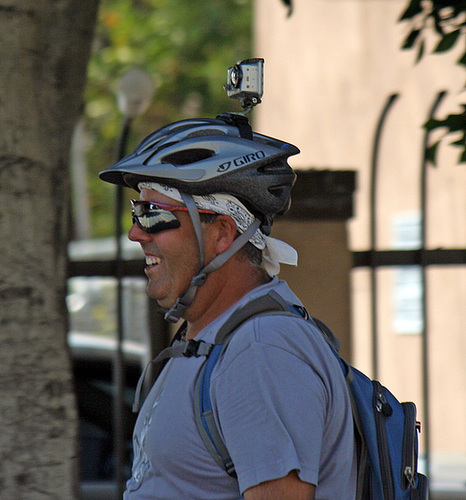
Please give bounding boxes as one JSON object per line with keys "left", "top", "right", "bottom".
{"left": 100, "top": 114, "right": 356, "bottom": 499}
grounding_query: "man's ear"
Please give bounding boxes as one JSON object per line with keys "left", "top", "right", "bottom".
{"left": 211, "top": 215, "right": 238, "bottom": 254}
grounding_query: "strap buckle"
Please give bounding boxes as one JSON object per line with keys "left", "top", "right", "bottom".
{"left": 182, "top": 339, "right": 212, "bottom": 358}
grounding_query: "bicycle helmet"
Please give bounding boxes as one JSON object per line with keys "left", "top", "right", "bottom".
{"left": 99, "top": 114, "right": 299, "bottom": 228}
{"left": 99, "top": 114, "right": 300, "bottom": 322}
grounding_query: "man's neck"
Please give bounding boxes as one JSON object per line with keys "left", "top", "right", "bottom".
{"left": 184, "top": 261, "right": 271, "bottom": 340}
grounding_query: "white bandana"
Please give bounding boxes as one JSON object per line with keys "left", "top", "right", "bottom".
{"left": 138, "top": 182, "right": 298, "bottom": 276}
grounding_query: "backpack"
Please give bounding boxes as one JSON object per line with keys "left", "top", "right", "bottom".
{"left": 138, "top": 291, "right": 429, "bottom": 499}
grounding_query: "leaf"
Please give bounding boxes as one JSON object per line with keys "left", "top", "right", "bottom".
{"left": 434, "top": 29, "right": 461, "bottom": 53}
{"left": 402, "top": 29, "right": 421, "bottom": 49}
{"left": 443, "top": 112, "right": 466, "bottom": 132}
{"left": 424, "top": 112, "right": 466, "bottom": 136}
{"left": 416, "top": 39, "right": 425, "bottom": 63}
{"left": 460, "top": 147, "right": 466, "bottom": 164}
{"left": 423, "top": 118, "right": 442, "bottom": 131}
{"left": 399, "top": 0, "right": 423, "bottom": 21}
{"left": 432, "top": 8, "right": 444, "bottom": 36}
{"left": 458, "top": 51, "right": 466, "bottom": 68}
{"left": 425, "top": 141, "right": 440, "bottom": 166}
{"left": 450, "top": 137, "right": 465, "bottom": 147}
{"left": 281, "top": 0, "right": 293, "bottom": 16}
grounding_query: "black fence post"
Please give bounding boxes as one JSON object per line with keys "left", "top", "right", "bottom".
{"left": 420, "top": 90, "right": 447, "bottom": 481}
{"left": 369, "top": 93, "right": 399, "bottom": 379}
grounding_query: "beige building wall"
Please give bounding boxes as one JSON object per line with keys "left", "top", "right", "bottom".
{"left": 253, "top": 0, "right": 466, "bottom": 487}
{"left": 274, "top": 219, "right": 353, "bottom": 361}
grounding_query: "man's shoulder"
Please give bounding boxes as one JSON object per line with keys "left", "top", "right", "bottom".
{"left": 229, "top": 277, "right": 313, "bottom": 333}
{"left": 244, "top": 277, "right": 300, "bottom": 306}
{"left": 215, "top": 310, "right": 333, "bottom": 378}
{"left": 211, "top": 281, "right": 345, "bottom": 381}
{"left": 227, "top": 310, "right": 322, "bottom": 352}
{"left": 198, "top": 278, "right": 299, "bottom": 340}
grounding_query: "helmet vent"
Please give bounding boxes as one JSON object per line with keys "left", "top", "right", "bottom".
{"left": 161, "top": 148, "right": 215, "bottom": 166}
{"left": 268, "top": 185, "right": 287, "bottom": 197}
{"left": 258, "top": 161, "right": 285, "bottom": 173}
{"left": 186, "top": 129, "right": 226, "bottom": 139}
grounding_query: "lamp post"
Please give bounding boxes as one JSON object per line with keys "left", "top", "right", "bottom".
{"left": 114, "top": 68, "right": 155, "bottom": 498}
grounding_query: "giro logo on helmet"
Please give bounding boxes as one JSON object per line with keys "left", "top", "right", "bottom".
{"left": 217, "top": 150, "right": 266, "bottom": 172}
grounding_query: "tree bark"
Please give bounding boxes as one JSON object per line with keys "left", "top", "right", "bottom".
{"left": 0, "top": 1, "right": 99, "bottom": 497}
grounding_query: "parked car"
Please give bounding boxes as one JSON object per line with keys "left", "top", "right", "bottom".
{"left": 68, "top": 238, "right": 150, "bottom": 498}
{"left": 69, "top": 332, "right": 145, "bottom": 499}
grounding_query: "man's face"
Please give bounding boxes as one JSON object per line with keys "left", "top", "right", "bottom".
{"left": 128, "top": 188, "right": 201, "bottom": 308}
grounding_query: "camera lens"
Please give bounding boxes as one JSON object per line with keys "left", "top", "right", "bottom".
{"left": 230, "top": 66, "right": 242, "bottom": 88}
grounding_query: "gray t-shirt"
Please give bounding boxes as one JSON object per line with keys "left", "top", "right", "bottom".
{"left": 124, "top": 278, "right": 356, "bottom": 499}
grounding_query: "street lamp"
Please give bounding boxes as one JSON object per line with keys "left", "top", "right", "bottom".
{"left": 116, "top": 68, "right": 156, "bottom": 160}
{"left": 117, "top": 68, "right": 155, "bottom": 120}
{"left": 114, "top": 68, "right": 155, "bottom": 498}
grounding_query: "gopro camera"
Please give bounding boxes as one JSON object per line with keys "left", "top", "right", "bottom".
{"left": 224, "top": 58, "right": 264, "bottom": 111}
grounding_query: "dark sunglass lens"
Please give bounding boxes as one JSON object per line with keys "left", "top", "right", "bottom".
{"left": 131, "top": 202, "right": 181, "bottom": 234}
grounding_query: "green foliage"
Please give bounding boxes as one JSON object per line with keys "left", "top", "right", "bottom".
{"left": 424, "top": 106, "right": 466, "bottom": 165}
{"left": 83, "top": 0, "right": 252, "bottom": 238}
{"left": 399, "top": 0, "right": 465, "bottom": 165}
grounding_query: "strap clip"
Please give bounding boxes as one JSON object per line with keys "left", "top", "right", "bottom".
{"left": 182, "top": 339, "right": 212, "bottom": 358}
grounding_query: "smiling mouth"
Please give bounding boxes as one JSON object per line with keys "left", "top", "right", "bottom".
{"left": 145, "top": 255, "right": 162, "bottom": 266}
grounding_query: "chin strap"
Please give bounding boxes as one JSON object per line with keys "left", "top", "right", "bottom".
{"left": 180, "top": 192, "right": 205, "bottom": 267}
{"left": 162, "top": 215, "right": 261, "bottom": 323}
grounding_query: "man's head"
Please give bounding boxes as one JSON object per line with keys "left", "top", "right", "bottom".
{"left": 99, "top": 114, "right": 299, "bottom": 322}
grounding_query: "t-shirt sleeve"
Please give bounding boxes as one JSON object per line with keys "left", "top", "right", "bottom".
{"left": 210, "top": 316, "right": 330, "bottom": 494}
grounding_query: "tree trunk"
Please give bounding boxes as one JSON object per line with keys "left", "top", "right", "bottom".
{"left": 0, "top": 1, "right": 99, "bottom": 498}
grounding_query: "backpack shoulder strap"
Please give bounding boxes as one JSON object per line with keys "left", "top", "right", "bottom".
{"left": 214, "top": 290, "right": 290, "bottom": 344}
{"left": 311, "top": 316, "right": 341, "bottom": 354}
{"left": 194, "top": 343, "right": 236, "bottom": 475}
{"left": 195, "top": 291, "right": 305, "bottom": 476}
{"left": 132, "top": 322, "right": 214, "bottom": 413}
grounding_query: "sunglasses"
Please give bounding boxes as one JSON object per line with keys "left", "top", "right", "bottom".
{"left": 131, "top": 200, "right": 217, "bottom": 234}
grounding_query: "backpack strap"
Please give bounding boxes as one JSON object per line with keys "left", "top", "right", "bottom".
{"left": 132, "top": 334, "right": 214, "bottom": 412}
{"left": 214, "top": 290, "right": 290, "bottom": 344}
{"left": 194, "top": 291, "right": 311, "bottom": 477}
{"left": 311, "top": 316, "right": 341, "bottom": 354}
{"left": 194, "top": 343, "right": 237, "bottom": 476}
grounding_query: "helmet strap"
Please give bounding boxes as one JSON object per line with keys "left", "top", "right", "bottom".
{"left": 180, "top": 192, "right": 205, "bottom": 270}
{"left": 162, "top": 214, "right": 261, "bottom": 323}
{"left": 201, "top": 217, "right": 261, "bottom": 276}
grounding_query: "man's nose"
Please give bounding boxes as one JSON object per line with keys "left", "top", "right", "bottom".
{"left": 128, "top": 222, "right": 152, "bottom": 242}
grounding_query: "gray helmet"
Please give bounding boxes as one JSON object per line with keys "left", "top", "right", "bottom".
{"left": 99, "top": 114, "right": 299, "bottom": 226}
{"left": 99, "top": 114, "right": 300, "bottom": 323}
